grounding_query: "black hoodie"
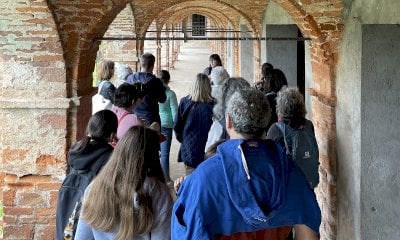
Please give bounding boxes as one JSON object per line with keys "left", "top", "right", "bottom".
{"left": 67, "top": 139, "right": 113, "bottom": 172}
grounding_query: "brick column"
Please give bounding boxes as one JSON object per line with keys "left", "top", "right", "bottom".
{"left": 0, "top": 2, "right": 69, "bottom": 239}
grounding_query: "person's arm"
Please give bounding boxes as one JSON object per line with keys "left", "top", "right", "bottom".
{"left": 294, "top": 224, "right": 319, "bottom": 240}
{"left": 149, "top": 184, "right": 173, "bottom": 240}
{"left": 153, "top": 78, "right": 167, "bottom": 103}
{"left": 75, "top": 218, "right": 95, "bottom": 240}
{"left": 169, "top": 90, "right": 179, "bottom": 122}
{"left": 172, "top": 179, "right": 212, "bottom": 240}
{"left": 173, "top": 98, "right": 186, "bottom": 143}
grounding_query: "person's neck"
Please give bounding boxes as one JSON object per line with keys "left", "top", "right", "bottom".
{"left": 141, "top": 67, "right": 153, "bottom": 73}
{"left": 228, "top": 130, "right": 266, "bottom": 140}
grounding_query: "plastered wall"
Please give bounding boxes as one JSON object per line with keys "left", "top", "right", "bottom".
{"left": 336, "top": 0, "right": 400, "bottom": 239}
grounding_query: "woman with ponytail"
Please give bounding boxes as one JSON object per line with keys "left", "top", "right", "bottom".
{"left": 56, "top": 110, "right": 118, "bottom": 240}
{"left": 75, "top": 126, "right": 173, "bottom": 240}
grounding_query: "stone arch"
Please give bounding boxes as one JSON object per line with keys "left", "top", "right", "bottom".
{"left": 156, "top": 1, "right": 257, "bottom": 33}
{"left": 47, "top": 0, "right": 131, "bottom": 139}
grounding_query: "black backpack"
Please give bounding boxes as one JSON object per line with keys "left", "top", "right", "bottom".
{"left": 55, "top": 153, "right": 109, "bottom": 240}
{"left": 276, "top": 120, "right": 320, "bottom": 188}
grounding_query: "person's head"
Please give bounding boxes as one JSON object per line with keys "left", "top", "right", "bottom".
{"left": 98, "top": 60, "right": 115, "bottom": 80}
{"left": 276, "top": 86, "right": 306, "bottom": 120}
{"left": 140, "top": 53, "right": 155, "bottom": 72}
{"left": 270, "top": 68, "right": 288, "bottom": 93}
{"left": 255, "top": 62, "right": 274, "bottom": 93}
{"left": 114, "top": 63, "right": 133, "bottom": 88}
{"left": 210, "top": 66, "right": 229, "bottom": 86}
{"left": 213, "top": 77, "right": 251, "bottom": 120}
{"left": 226, "top": 89, "right": 270, "bottom": 139}
{"left": 158, "top": 70, "right": 171, "bottom": 85}
{"left": 254, "top": 77, "right": 271, "bottom": 94}
{"left": 261, "top": 62, "right": 273, "bottom": 78}
{"left": 114, "top": 83, "right": 146, "bottom": 110}
{"left": 189, "top": 73, "right": 213, "bottom": 102}
{"left": 209, "top": 54, "right": 222, "bottom": 68}
{"left": 81, "top": 126, "right": 164, "bottom": 240}
{"left": 75, "top": 110, "right": 118, "bottom": 153}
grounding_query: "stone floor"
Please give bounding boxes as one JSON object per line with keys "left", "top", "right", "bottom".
{"left": 165, "top": 40, "right": 212, "bottom": 181}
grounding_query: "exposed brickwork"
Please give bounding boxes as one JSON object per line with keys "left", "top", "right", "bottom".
{"left": 98, "top": 4, "right": 139, "bottom": 72}
{"left": 1, "top": 0, "right": 344, "bottom": 239}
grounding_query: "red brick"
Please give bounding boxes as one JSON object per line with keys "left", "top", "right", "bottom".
{"left": 4, "top": 207, "right": 34, "bottom": 216}
{"left": 49, "top": 191, "right": 59, "bottom": 207}
{"left": 3, "top": 189, "right": 16, "bottom": 206}
{"left": 37, "top": 182, "right": 62, "bottom": 190}
{"left": 3, "top": 224, "right": 34, "bottom": 240}
{"left": 16, "top": 7, "right": 50, "bottom": 13}
{"left": 35, "top": 225, "right": 57, "bottom": 240}
{"left": 33, "top": 55, "right": 64, "bottom": 62}
{"left": 18, "top": 192, "right": 47, "bottom": 207}
{"left": 19, "top": 175, "right": 52, "bottom": 183}
{"left": 35, "top": 207, "right": 56, "bottom": 217}
{"left": 2, "top": 149, "right": 29, "bottom": 162}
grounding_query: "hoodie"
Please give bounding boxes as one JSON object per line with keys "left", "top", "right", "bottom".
{"left": 68, "top": 139, "right": 113, "bottom": 172}
{"left": 172, "top": 139, "right": 321, "bottom": 239}
{"left": 127, "top": 72, "right": 166, "bottom": 125}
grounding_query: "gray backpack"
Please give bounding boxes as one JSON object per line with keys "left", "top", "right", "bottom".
{"left": 277, "top": 120, "right": 320, "bottom": 188}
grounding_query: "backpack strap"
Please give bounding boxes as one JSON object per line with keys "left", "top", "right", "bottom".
{"left": 276, "top": 122, "right": 293, "bottom": 156}
{"left": 118, "top": 111, "right": 130, "bottom": 125}
{"left": 276, "top": 122, "right": 287, "bottom": 146}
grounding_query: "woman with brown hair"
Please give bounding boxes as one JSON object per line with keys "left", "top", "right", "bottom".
{"left": 75, "top": 126, "right": 173, "bottom": 240}
{"left": 97, "top": 60, "right": 116, "bottom": 104}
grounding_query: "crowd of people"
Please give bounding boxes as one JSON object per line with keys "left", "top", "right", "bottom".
{"left": 56, "top": 52, "right": 321, "bottom": 240}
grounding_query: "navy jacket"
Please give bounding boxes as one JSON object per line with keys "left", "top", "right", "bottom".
{"left": 174, "top": 96, "right": 214, "bottom": 168}
{"left": 127, "top": 72, "right": 166, "bottom": 125}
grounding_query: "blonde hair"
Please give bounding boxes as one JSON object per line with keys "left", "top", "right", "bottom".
{"left": 98, "top": 60, "right": 115, "bottom": 80}
{"left": 81, "top": 126, "right": 164, "bottom": 240}
{"left": 189, "top": 73, "right": 213, "bottom": 102}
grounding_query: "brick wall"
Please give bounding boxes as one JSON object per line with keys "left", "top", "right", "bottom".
{"left": 98, "top": 4, "right": 138, "bottom": 73}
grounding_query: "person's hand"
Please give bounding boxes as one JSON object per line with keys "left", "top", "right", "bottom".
{"left": 174, "top": 176, "right": 186, "bottom": 193}
{"left": 149, "top": 122, "right": 160, "bottom": 133}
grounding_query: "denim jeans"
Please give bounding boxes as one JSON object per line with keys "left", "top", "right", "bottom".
{"left": 160, "top": 127, "right": 173, "bottom": 182}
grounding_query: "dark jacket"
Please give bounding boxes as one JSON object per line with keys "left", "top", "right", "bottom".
{"left": 174, "top": 96, "right": 214, "bottom": 168}
{"left": 127, "top": 72, "right": 166, "bottom": 125}
{"left": 265, "top": 91, "right": 278, "bottom": 130}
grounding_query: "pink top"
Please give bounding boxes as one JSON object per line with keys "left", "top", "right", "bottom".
{"left": 113, "top": 106, "right": 143, "bottom": 140}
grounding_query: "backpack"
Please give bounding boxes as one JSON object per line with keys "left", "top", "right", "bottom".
{"left": 55, "top": 153, "right": 109, "bottom": 240}
{"left": 276, "top": 120, "right": 320, "bottom": 188}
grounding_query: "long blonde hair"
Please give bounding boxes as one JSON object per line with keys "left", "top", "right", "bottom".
{"left": 189, "top": 73, "right": 213, "bottom": 102}
{"left": 98, "top": 60, "right": 114, "bottom": 80}
{"left": 81, "top": 126, "right": 164, "bottom": 240}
